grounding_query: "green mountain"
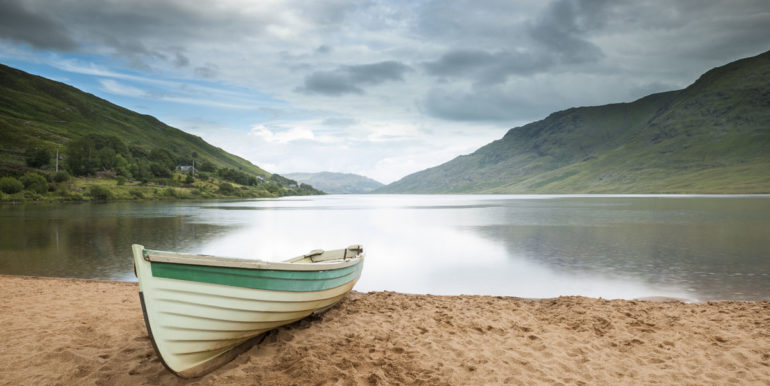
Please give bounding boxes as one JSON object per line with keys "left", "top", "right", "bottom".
{"left": 284, "top": 172, "right": 384, "bottom": 194}
{"left": 0, "top": 63, "right": 325, "bottom": 200}
{"left": 0, "top": 63, "right": 267, "bottom": 177}
{"left": 378, "top": 51, "right": 770, "bottom": 194}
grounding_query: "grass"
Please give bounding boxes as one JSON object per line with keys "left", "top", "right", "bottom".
{"left": 0, "top": 172, "right": 294, "bottom": 203}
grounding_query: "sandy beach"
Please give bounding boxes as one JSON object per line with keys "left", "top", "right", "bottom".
{"left": 1, "top": 275, "right": 768, "bottom": 385}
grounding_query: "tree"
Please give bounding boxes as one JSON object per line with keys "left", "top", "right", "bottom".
{"left": 20, "top": 173, "right": 48, "bottom": 194}
{"left": 150, "top": 162, "right": 172, "bottom": 178}
{"left": 198, "top": 160, "right": 216, "bottom": 172}
{"left": 25, "top": 146, "right": 51, "bottom": 168}
{"left": 66, "top": 134, "right": 129, "bottom": 176}
{"left": 89, "top": 185, "right": 112, "bottom": 200}
{"left": 131, "top": 159, "right": 153, "bottom": 183}
{"left": 114, "top": 154, "right": 131, "bottom": 177}
{"left": 97, "top": 147, "right": 117, "bottom": 170}
{"left": 53, "top": 170, "right": 70, "bottom": 183}
{"left": 66, "top": 137, "right": 96, "bottom": 175}
{"left": 218, "top": 182, "right": 235, "bottom": 195}
{"left": 0, "top": 177, "right": 23, "bottom": 194}
{"left": 149, "top": 148, "right": 175, "bottom": 170}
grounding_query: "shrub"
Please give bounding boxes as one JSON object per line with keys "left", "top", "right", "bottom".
{"left": 185, "top": 174, "right": 194, "bottom": 184}
{"left": 20, "top": 173, "right": 48, "bottom": 194}
{"left": 116, "top": 175, "right": 126, "bottom": 185}
{"left": 163, "top": 187, "right": 177, "bottom": 197}
{"left": 53, "top": 170, "right": 71, "bottom": 183}
{"left": 88, "top": 185, "right": 112, "bottom": 200}
{"left": 56, "top": 184, "right": 69, "bottom": 196}
{"left": 0, "top": 177, "right": 23, "bottom": 194}
{"left": 218, "top": 182, "right": 235, "bottom": 195}
{"left": 129, "top": 189, "right": 144, "bottom": 199}
{"left": 23, "top": 191, "right": 42, "bottom": 200}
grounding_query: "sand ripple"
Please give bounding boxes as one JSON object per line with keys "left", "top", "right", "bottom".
{"left": 1, "top": 276, "right": 768, "bottom": 385}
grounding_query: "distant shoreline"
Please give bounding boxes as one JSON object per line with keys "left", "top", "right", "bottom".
{"left": 0, "top": 173, "right": 325, "bottom": 203}
{"left": 4, "top": 191, "right": 770, "bottom": 204}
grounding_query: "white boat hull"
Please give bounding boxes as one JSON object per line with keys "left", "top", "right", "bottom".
{"left": 132, "top": 244, "right": 363, "bottom": 377}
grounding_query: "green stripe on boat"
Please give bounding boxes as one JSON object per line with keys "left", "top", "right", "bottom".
{"left": 150, "top": 261, "right": 363, "bottom": 292}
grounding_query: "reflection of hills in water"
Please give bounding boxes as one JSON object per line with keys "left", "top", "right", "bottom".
{"left": 1, "top": 196, "right": 768, "bottom": 301}
{"left": 0, "top": 203, "right": 235, "bottom": 280}
{"left": 468, "top": 197, "right": 770, "bottom": 301}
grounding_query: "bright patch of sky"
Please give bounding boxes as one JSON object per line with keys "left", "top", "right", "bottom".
{"left": 1, "top": 0, "right": 768, "bottom": 183}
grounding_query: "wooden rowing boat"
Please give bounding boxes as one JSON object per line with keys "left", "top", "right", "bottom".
{"left": 131, "top": 243, "right": 364, "bottom": 378}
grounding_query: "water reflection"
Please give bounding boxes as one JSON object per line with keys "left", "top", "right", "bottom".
{"left": 0, "top": 202, "right": 237, "bottom": 280}
{"left": 489, "top": 196, "right": 770, "bottom": 300}
{"left": 1, "top": 195, "right": 768, "bottom": 300}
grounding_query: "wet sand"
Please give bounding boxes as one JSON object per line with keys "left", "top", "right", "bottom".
{"left": 1, "top": 275, "right": 769, "bottom": 385}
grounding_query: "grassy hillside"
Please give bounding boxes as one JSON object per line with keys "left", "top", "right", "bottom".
{"left": 285, "top": 172, "right": 384, "bottom": 194}
{"left": 0, "top": 64, "right": 323, "bottom": 201}
{"left": 0, "top": 64, "right": 266, "bottom": 176}
{"left": 379, "top": 51, "right": 770, "bottom": 194}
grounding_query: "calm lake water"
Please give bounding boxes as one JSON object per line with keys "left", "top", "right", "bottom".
{"left": 1, "top": 195, "right": 769, "bottom": 301}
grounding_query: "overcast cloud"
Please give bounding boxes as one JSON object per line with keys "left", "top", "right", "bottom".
{"left": 299, "top": 61, "right": 412, "bottom": 95}
{"left": 1, "top": 0, "right": 768, "bottom": 183}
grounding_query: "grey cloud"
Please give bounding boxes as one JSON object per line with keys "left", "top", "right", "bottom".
{"left": 298, "top": 1, "right": 363, "bottom": 26}
{"left": 420, "top": 0, "right": 606, "bottom": 85}
{"left": 0, "top": 0, "right": 271, "bottom": 69}
{"left": 424, "top": 49, "right": 551, "bottom": 84}
{"left": 322, "top": 117, "right": 357, "bottom": 127}
{"left": 346, "top": 61, "right": 411, "bottom": 84}
{"left": 414, "top": 0, "right": 534, "bottom": 48}
{"left": 0, "top": 0, "right": 376, "bottom": 76}
{"left": 527, "top": 0, "right": 605, "bottom": 64}
{"left": 301, "top": 71, "right": 364, "bottom": 95}
{"left": 424, "top": 87, "right": 555, "bottom": 123}
{"left": 298, "top": 61, "right": 411, "bottom": 96}
{"left": 0, "top": 0, "right": 77, "bottom": 50}
{"left": 627, "top": 81, "right": 679, "bottom": 101}
{"left": 172, "top": 52, "right": 189, "bottom": 67}
{"left": 194, "top": 64, "right": 218, "bottom": 79}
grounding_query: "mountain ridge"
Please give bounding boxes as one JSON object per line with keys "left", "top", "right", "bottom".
{"left": 377, "top": 50, "right": 770, "bottom": 194}
{"left": 284, "top": 172, "right": 384, "bottom": 194}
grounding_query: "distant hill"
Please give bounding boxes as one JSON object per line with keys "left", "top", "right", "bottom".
{"left": 0, "top": 63, "right": 268, "bottom": 177}
{"left": 0, "top": 63, "right": 326, "bottom": 200}
{"left": 285, "top": 172, "right": 384, "bottom": 194}
{"left": 378, "top": 51, "right": 770, "bottom": 194}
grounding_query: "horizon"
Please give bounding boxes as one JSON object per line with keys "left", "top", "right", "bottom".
{"left": 1, "top": 0, "right": 769, "bottom": 184}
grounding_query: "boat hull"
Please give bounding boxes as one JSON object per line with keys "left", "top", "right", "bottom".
{"left": 132, "top": 244, "right": 363, "bottom": 377}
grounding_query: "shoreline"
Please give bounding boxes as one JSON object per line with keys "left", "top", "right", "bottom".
{"left": 2, "top": 275, "right": 769, "bottom": 384}
{"left": 3, "top": 274, "right": 763, "bottom": 304}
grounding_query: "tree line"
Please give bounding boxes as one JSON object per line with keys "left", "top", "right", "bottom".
{"left": 1, "top": 134, "right": 322, "bottom": 198}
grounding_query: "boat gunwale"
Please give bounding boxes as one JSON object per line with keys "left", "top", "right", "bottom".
{"left": 143, "top": 247, "right": 363, "bottom": 271}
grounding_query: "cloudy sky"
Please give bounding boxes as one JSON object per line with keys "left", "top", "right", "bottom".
{"left": 1, "top": 0, "right": 768, "bottom": 183}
